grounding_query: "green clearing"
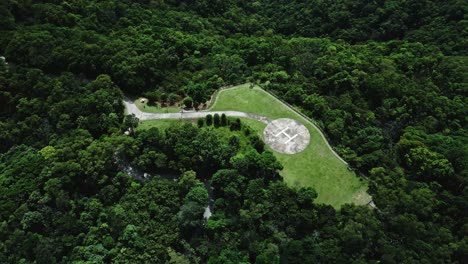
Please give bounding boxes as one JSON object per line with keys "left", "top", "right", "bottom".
{"left": 137, "top": 84, "right": 371, "bottom": 207}
{"left": 211, "top": 84, "right": 371, "bottom": 207}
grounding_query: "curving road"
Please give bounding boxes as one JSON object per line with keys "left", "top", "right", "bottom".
{"left": 123, "top": 97, "right": 271, "bottom": 124}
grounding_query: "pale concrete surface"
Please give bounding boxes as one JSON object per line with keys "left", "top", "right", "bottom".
{"left": 263, "top": 118, "right": 310, "bottom": 154}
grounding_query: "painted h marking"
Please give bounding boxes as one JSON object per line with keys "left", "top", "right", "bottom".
{"left": 275, "top": 127, "right": 289, "bottom": 137}
{"left": 285, "top": 134, "right": 298, "bottom": 144}
{"left": 275, "top": 126, "right": 298, "bottom": 144}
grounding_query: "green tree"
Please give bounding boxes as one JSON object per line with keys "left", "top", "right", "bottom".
{"left": 197, "top": 118, "right": 204, "bottom": 128}
{"left": 230, "top": 118, "right": 241, "bottom": 131}
{"left": 405, "top": 147, "right": 455, "bottom": 182}
{"left": 21, "top": 211, "right": 44, "bottom": 232}
{"left": 178, "top": 170, "right": 200, "bottom": 196}
{"left": 303, "top": 94, "right": 328, "bottom": 118}
{"left": 183, "top": 96, "right": 193, "bottom": 108}
{"left": 213, "top": 113, "right": 220, "bottom": 127}
{"left": 123, "top": 114, "right": 139, "bottom": 133}
{"left": 168, "top": 93, "right": 179, "bottom": 105}
{"left": 144, "top": 91, "right": 160, "bottom": 105}
{"left": 221, "top": 113, "right": 227, "bottom": 126}
{"left": 249, "top": 135, "right": 264, "bottom": 153}
{"left": 256, "top": 243, "right": 280, "bottom": 264}
{"left": 206, "top": 114, "right": 213, "bottom": 126}
{"left": 177, "top": 184, "right": 208, "bottom": 234}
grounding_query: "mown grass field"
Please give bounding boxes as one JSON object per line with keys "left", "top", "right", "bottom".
{"left": 210, "top": 84, "right": 371, "bottom": 207}
{"left": 137, "top": 119, "right": 193, "bottom": 131}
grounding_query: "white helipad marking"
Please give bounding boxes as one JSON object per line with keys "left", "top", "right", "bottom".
{"left": 285, "top": 134, "right": 298, "bottom": 144}
{"left": 275, "top": 127, "right": 290, "bottom": 137}
{"left": 263, "top": 118, "right": 310, "bottom": 154}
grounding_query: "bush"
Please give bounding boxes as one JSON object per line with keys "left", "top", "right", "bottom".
{"left": 160, "top": 93, "right": 168, "bottom": 102}
{"left": 230, "top": 118, "right": 241, "bottom": 131}
{"left": 249, "top": 135, "right": 264, "bottom": 153}
{"left": 228, "top": 135, "right": 240, "bottom": 150}
{"left": 197, "top": 119, "right": 204, "bottom": 128}
{"left": 144, "top": 91, "right": 160, "bottom": 105}
{"left": 206, "top": 114, "right": 213, "bottom": 126}
{"left": 183, "top": 96, "right": 193, "bottom": 108}
{"left": 168, "top": 93, "right": 179, "bottom": 105}
{"left": 221, "top": 114, "right": 227, "bottom": 126}
{"left": 213, "top": 113, "right": 220, "bottom": 127}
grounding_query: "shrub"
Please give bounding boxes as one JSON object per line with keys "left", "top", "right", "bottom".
{"left": 183, "top": 96, "right": 193, "bottom": 108}
{"left": 197, "top": 118, "right": 204, "bottom": 128}
{"left": 213, "top": 113, "right": 220, "bottom": 127}
{"left": 206, "top": 114, "right": 213, "bottom": 126}
{"left": 221, "top": 113, "right": 227, "bottom": 126}
{"left": 230, "top": 118, "right": 241, "bottom": 131}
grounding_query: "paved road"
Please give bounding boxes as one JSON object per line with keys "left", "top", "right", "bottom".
{"left": 123, "top": 97, "right": 271, "bottom": 124}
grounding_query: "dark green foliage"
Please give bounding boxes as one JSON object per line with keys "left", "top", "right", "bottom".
{"left": 123, "top": 114, "right": 139, "bottom": 133}
{"left": 213, "top": 113, "right": 220, "bottom": 127}
{"left": 249, "top": 135, "right": 264, "bottom": 153}
{"left": 197, "top": 118, "right": 204, "bottom": 128}
{"left": 177, "top": 184, "right": 208, "bottom": 234}
{"left": 229, "top": 118, "right": 242, "bottom": 131}
{"left": 144, "top": 91, "right": 160, "bottom": 105}
{"left": 228, "top": 135, "right": 240, "bottom": 150}
{"left": 0, "top": 0, "right": 466, "bottom": 263}
{"left": 206, "top": 114, "right": 213, "bottom": 126}
{"left": 182, "top": 96, "right": 193, "bottom": 108}
{"left": 220, "top": 113, "right": 227, "bottom": 126}
{"left": 168, "top": 93, "right": 179, "bottom": 105}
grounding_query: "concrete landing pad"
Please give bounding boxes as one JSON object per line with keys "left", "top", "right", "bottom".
{"left": 263, "top": 118, "right": 310, "bottom": 154}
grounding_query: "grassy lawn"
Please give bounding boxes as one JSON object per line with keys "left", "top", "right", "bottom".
{"left": 211, "top": 84, "right": 371, "bottom": 207}
{"left": 134, "top": 98, "right": 180, "bottom": 113}
{"left": 137, "top": 119, "right": 194, "bottom": 131}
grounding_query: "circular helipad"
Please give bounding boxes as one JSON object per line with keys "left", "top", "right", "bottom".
{"left": 263, "top": 118, "right": 310, "bottom": 154}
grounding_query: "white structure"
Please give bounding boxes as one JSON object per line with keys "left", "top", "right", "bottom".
{"left": 203, "top": 206, "right": 212, "bottom": 219}
{"left": 263, "top": 118, "right": 310, "bottom": 154}
{"left": 0, "top": 56, "right": 7, "bottom": 66}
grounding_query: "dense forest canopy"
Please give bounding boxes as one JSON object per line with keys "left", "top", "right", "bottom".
{"left": 0, "top": 0, "right": 467, "bottom": 263}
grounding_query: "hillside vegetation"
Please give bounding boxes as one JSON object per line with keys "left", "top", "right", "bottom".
{"left": 0, "top": 0, "right": 466, "bottom": 263}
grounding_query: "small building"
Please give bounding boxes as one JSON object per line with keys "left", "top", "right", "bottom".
{"left": 203, "top": 206, "right": 212, "bottom": 220}
{"left": 140, "top": 98, "right": 146, "bottom": 103}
